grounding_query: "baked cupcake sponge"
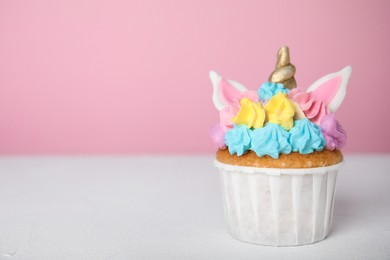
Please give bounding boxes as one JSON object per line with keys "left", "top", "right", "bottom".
{"left": 216, "top": 149, "right": 343, "bottom": 168}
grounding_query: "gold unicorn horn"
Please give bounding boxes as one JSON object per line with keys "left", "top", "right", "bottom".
{"left": 268, "top": 45, "right": 297, "bottom": 89}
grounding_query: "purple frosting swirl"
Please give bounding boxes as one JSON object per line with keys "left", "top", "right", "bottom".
{"left": 210, "top": 124, "right": 226, "bottom": 149}
{"left": 320, "top": 114, "right": 347, "bottom": 150}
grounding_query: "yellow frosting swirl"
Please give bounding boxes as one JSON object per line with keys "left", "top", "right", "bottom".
{"left": 264, "top": 92, "right": 295, "bottom": 130}
{"left": 233, "top": 98, "right": 265, "bottom": 128}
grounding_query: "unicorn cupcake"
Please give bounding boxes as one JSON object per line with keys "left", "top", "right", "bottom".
{"left": 210, "top": 46, "right": 351, "bottom": 246}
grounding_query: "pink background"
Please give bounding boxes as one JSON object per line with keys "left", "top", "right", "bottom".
{"left": 0, "top": 0, "right": 389, "bottom": 154}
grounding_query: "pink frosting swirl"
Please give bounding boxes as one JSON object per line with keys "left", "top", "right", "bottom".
{"left": 219, "top": 100, "right": 240, "bottom": 132}
{"left": 320, "top": 114, "right": 347, "bottom": 150}
{"left": 289, "top": 88, "right": 329, "bottom": 125}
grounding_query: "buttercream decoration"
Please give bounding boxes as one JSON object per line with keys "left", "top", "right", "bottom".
{"left": 307, "top": 66, "right": 352, "bottom": 113}
{"left": 250, "top": 123, "right": 291, "bottom": 159}
{"left": 289, "top": 88, "right": 329, "bottom": 125}
{"left": 258, "top": 82, "right": 289, "bottom": 102}
{"left": 210, "top": 70, "right": 257, "bottom": 111}
{"left": 232, "top": 98, "right": 266, "bottom": 129}
{"left": 210, "top": 124, "right": 226, "bottom": 149}
{"left": 264, "top": 92, "right": 295, "bottom": 130}
{"left": 219, "top": 100, "right": 240, "bottom": 132}
{"left": 289, "top": 119, "right": 326, "bottom": 154}
{"left": 320, "top": 114, "right": 347, "bottom": 150}
{"left": 225, "top": 124, "right": 251, "bottom": 156}
{"left": 292, "top": 101, "right": 306, "bottom": 120}
{"left": 268, "top": 46, "right": 297, "bottom": 90}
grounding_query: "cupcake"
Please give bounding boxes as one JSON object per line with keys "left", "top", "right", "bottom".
{"left": 210, "top": 46, "right": 351, "bottom": 246}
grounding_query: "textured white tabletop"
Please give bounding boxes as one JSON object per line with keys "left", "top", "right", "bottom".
{"left": 0, "top": 154, "right": 389, "bottom": 260}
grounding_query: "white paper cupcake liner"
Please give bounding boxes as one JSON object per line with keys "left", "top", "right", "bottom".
{"left": 214, "top": 160, "right": 343, "bottom": 246}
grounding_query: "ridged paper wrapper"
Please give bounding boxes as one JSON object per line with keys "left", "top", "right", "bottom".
{"left": 214, "top": 160, "right": 343, "bottom": 246}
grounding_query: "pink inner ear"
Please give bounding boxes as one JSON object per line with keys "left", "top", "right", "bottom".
{"left": 310, "top": 76, "right": 342, "bottom": 106}
{"left": 219, "top": 79, "right": 243, "bottom": 104}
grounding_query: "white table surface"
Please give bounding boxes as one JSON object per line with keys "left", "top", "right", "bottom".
{"left": 0, "top": 154, "right": 389, "bottom": 260}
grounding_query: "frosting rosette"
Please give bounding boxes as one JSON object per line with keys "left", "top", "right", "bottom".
{"left": 258, "top": 82, "right": 289, "bottom": 102}
{"left": 289, "top": 119, "right": 326, "bottom": 154}
{"left": 210, "top": 124, "right": 226, "bottom": 149}
{"left": 264, "top": 92, "right": 295, "bottom": 130}
{"left": 320, "top": 114, "right": 347, "bottom": 150}
{"left": 289, "top": 89, "right": 329, "bottom": 125}
{"left": 250, "top": 123, "right": 291, "bottom": 159}
{"left": 225, "top": 124, "right": 251, "bottom": 156}
{"left": 232, "top": 98, "right": 265, "bottom": 128}
{"left": 219, "top": 101, "right": 240, "bottom": 132}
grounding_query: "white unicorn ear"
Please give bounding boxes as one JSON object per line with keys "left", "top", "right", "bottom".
{"left": 307, "top": 66, "right": 352, "bottom": 113}
{"left": 209, "top": 70, "right": 249, "bottom": 111}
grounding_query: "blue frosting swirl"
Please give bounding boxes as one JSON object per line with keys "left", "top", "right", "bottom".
{"left": 258, "top": 82, "right": 289, "bottom": 102}
{"left": 250, "top": 123, "right": 291, "bottom": 159}
{"left": 289, "top": 119, "right": 326, "bottom": 154}
{"left": 225, "top": 125, "right": 251, "bottom": 156}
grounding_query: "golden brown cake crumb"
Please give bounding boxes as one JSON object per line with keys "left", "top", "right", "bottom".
{"left": 216, "top": 149, "right": 343, "bottom": 168}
